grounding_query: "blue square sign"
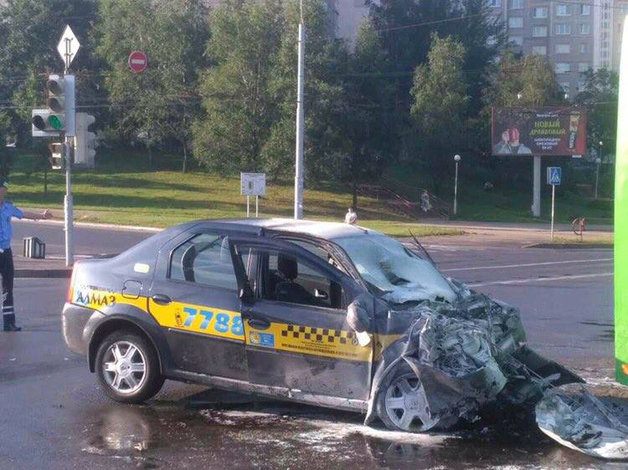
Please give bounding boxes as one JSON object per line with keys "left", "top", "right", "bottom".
{"left": 547, "top": 167, "right": 562, "bottom": 186}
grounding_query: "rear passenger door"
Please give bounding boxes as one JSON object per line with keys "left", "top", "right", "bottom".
{"left": 232, "top": 239, "right": 373, "bottom": 401}
{"left": 148, "top": 230, "right": 246, "bottom": 380}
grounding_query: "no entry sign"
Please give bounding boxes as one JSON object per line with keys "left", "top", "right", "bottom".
{"left": 128, "top": 51, "right": 148, "bottom": 73}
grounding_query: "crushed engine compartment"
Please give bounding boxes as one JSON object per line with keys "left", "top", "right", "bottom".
{"left": 362, "top": 279, "right": 628, "bottom": 459}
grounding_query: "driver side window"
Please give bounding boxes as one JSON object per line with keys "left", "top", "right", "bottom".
{"left": 237, "top": 247, "right": 343, "bottom": 310}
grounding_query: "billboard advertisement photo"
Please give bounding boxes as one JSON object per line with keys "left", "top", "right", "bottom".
{"left": 491, "top": 107, "right": 587, "bottom": 156}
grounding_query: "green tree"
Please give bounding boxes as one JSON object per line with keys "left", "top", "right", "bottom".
{"left": 193, "top": 0, "right": 283, "bottom": 174}
{"left": 0, "top": 0, "right": 99, "bottom": 146}
{"left": 263, "top": 0, "right": 349, "bottom": 180}
{"left": 410, "top": 34, "right": 469, "bottom": 190}
{"left": 338, "top": 19, "right": 394, "bottom": 208}
{"left": 485, "top": 52, "right": 564, "bottom": 108}
{"left": 574, "top": 68, "right": 618, "bottom": 157}
{"left": 96, "top": 0, "right": 208, "bottom": 170}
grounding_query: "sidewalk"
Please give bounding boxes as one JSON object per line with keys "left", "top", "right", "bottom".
{"left": 13, "top": 255, "right": 73, "bottom": 278}
{"left": 419, "top": 220, "right": 614, "bottom": 233}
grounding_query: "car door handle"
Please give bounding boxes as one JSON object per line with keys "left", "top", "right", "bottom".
{"left": 151, "top": 294, "right": 172, "bottom": 305}
{"left": 247, "top": 318, "right": 271, "bottom": 330}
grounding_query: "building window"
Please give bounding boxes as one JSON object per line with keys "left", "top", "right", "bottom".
{"left": 533, "top": 7, "right": 548, "bottom": 18}
{"left": 578, "top": 63, "right": 589, "bottom": 72}
{"left": 556, "top": 44, "right": 571, "bottom": 54}
{"left": 580, "top": 4, "right": 591, "bottom": 15}
{"left": 577, "top": 81, "right": 586, "bottom": 92}
{"left": 555, "top": 63, "right": 571, "bottom": 74}
{"left": 510, "top": 35, "right": 523, "bottom": 46}
{"left": 488, "top": 0, "right": 501, "bottom": 7}
{"left": 556, "top": 4, "right": 571, "bottom": 16}
{"left": 532, "top": 46, "right": 547, "bottom": 55}
{"left": 580, "top": 43, "right": 589, "bottom": 54}
{"left": 511, "top": 0, "right": 524, "bottom": 9}
{"left": 509, "top": 17, "right": 524, "bottom": 28}
{"left": 560, "top": 82, "right": 571, "bottom": 93}
{"left": 581, "top": 23, "right": 592, "bottom": 34}
{"left": 533, "top": 26, "right": 548, "bottom": 37}
{"left": 556, "top": 23, "right": 572, "bottom": 35}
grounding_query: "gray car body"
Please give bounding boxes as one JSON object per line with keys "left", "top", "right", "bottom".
{"left": 63, "top": 219, "right": 408, "bottom": 412}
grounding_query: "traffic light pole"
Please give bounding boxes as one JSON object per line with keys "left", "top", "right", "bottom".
{"left": 64, "top": 137, "right": 73, "bottom": 266}
{"left": 63, "top": 71, "right": 75, "bottom": 267}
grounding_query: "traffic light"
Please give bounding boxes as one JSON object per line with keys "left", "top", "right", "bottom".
{"left": 49, "top": 143, "right": 65, "bottom": 170}
{"left": 31, "top": 74, "right": 75, "bottom": 137}
{"left": 74, "top": 113, "right": 96, "bottom": 168}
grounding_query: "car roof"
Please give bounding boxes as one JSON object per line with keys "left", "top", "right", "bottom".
{"left": 197, "top": 218, "right": 378, "bottom": 241}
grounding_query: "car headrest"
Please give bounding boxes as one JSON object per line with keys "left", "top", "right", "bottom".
{"left": 277, "top": 254, "right": 298, "bottom": 281}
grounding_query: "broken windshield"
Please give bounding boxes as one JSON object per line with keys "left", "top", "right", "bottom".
{"left": 334, "top": 233, "right": 456, "bottom": 305}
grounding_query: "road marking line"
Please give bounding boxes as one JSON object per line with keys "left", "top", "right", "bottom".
{"left": 469, "top": 272, "right": 613, "bottom": 287}
{"left": 443, "top": 258, "right": 612, "bottom": 272}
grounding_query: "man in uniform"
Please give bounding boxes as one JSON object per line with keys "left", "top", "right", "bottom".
{"left": 0, "top": 179, "right": 52, "bottom": 331}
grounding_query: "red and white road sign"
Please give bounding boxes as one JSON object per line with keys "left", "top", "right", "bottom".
{"left": 128, "top": 51, "right": 148, "bottom": 73}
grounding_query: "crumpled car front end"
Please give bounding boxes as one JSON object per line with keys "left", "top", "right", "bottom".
{"left": 366, "top": 281, "right": 583, "bottom": 433}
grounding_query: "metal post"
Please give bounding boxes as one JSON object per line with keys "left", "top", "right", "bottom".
{"left": 64, "top": 65, "right": 75, "bottom": 267}
{"left": 550, "top": 184, "right": 556, "bottom": 241}
{"left": 595, "top": 159, "right": 601, "bottom": 199}
{"left": 454, "top": 161, "right": 459, "bottom": 216}
{"left": 294, "top": 22, "right": 305, "bottom": 220}
{"left": 64, "top": 138, "right": 73, "bottom": 266}
{"left": 246, "top": 195, "right": 250, "bottom": 218}
{"left": 532, "top": 155, "right": 542, "bottom": 217}
{"left": 255, "top": 196, "right": 259, "bottom": 218}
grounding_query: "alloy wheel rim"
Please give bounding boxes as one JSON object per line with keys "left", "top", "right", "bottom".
{"left": 102, "top": 341, "right": 147, "bottom": 394}
{"left": 384, "top": 374, "right": 426, "bottom": 431}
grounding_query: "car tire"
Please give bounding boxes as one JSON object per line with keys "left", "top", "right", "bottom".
{"left": 376, "top": 363, "right": 434, "bottom": 433}
{"left": 95, "top": 330, "right": 164, "bottom": 404}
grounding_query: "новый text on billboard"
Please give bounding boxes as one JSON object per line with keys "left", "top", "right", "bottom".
{"left": 491, "top": 107, "right": 587, "bottom": 156}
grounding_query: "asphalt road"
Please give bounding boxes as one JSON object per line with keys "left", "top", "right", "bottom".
{"left": 0, "top": 223, "right": 618, "bottom": 470}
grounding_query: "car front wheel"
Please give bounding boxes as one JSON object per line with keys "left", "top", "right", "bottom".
{"left": 95, "top": 330, "right": 164, "bottom": 403}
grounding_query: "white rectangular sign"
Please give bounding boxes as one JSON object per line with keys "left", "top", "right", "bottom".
{"left": 241, "top": 173, "right": 266, "bottom": 196}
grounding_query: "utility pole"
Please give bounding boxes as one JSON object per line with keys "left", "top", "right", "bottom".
{"left": 294, "top": 1, "right": 305, "bottom": 220}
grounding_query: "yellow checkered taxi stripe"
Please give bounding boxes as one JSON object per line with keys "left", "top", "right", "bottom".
{"left": 72, "top": 287, "right": 402, "bottom": 363}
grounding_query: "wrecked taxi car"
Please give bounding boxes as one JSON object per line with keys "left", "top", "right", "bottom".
{"left": 62, "top": 219, "right": 581, "bottom": 432}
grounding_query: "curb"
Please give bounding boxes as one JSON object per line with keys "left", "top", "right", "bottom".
{"left": 15, "top": 268, "right": 72, "bottom": 278}
{"left": 523, "top": 243, "right": 614, "bottom": 249}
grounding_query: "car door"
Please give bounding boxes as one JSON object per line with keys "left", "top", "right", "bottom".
{"left": 231, "top": 238, "right": 373, "bottom": 401}
{"left": 148, "top": 229, "right": 247, "bottom": 381}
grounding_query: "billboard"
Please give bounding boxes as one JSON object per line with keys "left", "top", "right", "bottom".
{"left": 491, "top": 107, "right": 587, "bottom": 156}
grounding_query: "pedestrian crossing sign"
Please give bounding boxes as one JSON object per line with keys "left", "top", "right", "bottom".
{"left": 547, "top": 167, "right": 562, "bottom": 186}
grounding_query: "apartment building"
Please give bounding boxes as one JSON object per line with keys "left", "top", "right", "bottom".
{"left": 488, "top": 1, "right": 628, "bottom": 97}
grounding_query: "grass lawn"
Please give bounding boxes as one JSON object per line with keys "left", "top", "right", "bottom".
{"left": 387, "top": 164, "right": 614, "bottom": 225}
{"left": 6, "top": 154, "right": 462, "bottom": 238}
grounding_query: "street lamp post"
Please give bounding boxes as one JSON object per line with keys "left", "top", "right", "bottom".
{"left": 595, "top": 158, "right": 602, "bottom": 199}
{"left": 453, "top": 154, "right": 461, "bottom": 216}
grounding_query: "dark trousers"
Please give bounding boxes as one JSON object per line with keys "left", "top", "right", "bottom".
{"left": 0, "top": 249, "right": 15, "bottom": 327}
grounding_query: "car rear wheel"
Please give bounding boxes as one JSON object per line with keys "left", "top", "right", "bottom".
{"left": 95, "top": 330, "right": 164, "bottom": 403}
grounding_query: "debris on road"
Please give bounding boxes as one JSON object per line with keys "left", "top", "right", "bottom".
{"left": 536, "top": 386, "right": 628, "bottom": 460}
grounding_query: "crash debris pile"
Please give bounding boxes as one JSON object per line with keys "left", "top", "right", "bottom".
{"left": 536, "top": 386, "right": 628, "bottom": 460}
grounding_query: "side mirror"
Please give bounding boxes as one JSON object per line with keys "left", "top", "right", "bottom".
{"left": 347, "top": 299, "right": 371, "bottom": 333}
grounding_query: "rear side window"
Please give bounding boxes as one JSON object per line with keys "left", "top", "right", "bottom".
{"left": 170, "top": 233, "right": 237, "bottom": 290}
